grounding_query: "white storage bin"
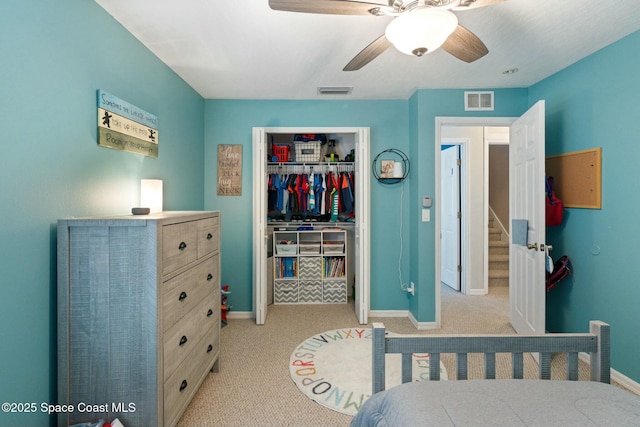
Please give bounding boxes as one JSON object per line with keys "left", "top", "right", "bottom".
{"left": 276, "top": 243, "right": 297, "bottom": 255}
{"left": 323, "top": 242, "right": 344, "bottom": 254}
{"left": 295, "top": 141, "right": 321, "bottom": 162}
{"left": 299, "top": 243, "right": 321, "bottom": 255}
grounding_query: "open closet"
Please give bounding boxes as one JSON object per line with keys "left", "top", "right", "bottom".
{"left": 252, "top": 127, "right": 370, "bottom": 325}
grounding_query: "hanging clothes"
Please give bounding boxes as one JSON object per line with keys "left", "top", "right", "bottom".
{"left": 301, "top": 173, "right": 310, "bottom": 215}
{"left": 268, "top": 173, "right": 278, "bottom": 212}
{"left": 278, "top": 174, "right": 287, "bottom": 213}
{"left": 309, "top": 174, "right": 316, "bottom": 213}
{"left": 266, "top": 164, "right": 356, "bottom": 222}
{"left": 340, "top": 172, "right": 354, "bottom": 214}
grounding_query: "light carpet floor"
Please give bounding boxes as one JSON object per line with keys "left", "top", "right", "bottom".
{"left": 176, "top": 286, "right": 593, "bottom": 427}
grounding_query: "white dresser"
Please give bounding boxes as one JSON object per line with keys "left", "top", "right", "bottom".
{"left": 57, "top": 211, "right": 220, "bottom": 427}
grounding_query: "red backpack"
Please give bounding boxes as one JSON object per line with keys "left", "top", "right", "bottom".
{"left": 546, "top": 255, "right": 571, "bottom": 291}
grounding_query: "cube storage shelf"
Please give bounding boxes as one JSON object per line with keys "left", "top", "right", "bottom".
{"left": 273, "top": 229, "right": 347, "bottom": 304}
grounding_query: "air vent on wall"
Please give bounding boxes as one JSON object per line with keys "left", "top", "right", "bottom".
{"left": 317, "top": 86, "right": 353, "bottom": 95}
{"left": 465, "top": 91, "right": 494, "bottom": 111}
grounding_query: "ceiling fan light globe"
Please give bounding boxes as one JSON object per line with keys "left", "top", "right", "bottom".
{"left": 385, "top": 9, "right": 458, "bottom": 56}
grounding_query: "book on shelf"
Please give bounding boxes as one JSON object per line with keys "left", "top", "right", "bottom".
{"left": 325, "top": 257, "right": 344, "bottom": 278}
{"left": 277, "top": 257, "right": 297, "bottom": 278}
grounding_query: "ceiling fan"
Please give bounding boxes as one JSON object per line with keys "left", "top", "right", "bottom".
{"left": 268, "top": 0, "right": 505, "bottom": 71}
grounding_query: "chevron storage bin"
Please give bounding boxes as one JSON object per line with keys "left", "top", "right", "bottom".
{"left": 299, "top": 257, "right": 322, "bottom": 280}
{"left": 274, "top": 280, "right": 298, "bottom": 304}
{"left": 299, "top": 281, "right": 323, "bottom": 303}
{"left": 323, "top": 280, "right": 347, "bottom": 303}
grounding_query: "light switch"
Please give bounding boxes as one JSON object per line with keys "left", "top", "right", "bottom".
{"left": 422, "top": 209, "right": 430, "bottom": 222}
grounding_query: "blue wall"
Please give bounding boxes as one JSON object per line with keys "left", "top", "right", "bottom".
{"left": 0, "top": 1, "right": 205, "bottom": 425}
{"left": 203, "top": 100, "right": 412, "bottom": 312}
{"left": 2, "top": 1, "right": 639, "bottom": 424}
{"left": 530, "top": 30, "right": 640, "bottom": 382}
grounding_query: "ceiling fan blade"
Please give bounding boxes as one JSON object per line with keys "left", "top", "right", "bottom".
{"left": 453, "top": 0, "right": 506, "bottom": 11}
{"left": 441, "top": 25, "right": 488, "bottom": 63}
{"left": 343, "top": 34, "right": 392, "bottom": 71}
{"left": 269, "top": 0, "right": 384, "bottom": 15}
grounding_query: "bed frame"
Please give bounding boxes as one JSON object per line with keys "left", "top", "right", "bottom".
{"left": 372, "top": 320, "right": 610, "bottom": 394}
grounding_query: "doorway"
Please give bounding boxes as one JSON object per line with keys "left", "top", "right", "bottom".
{"left": 252, "top": 127, "right": 371, "bottom": 325}
{"left": 435, "top": 118, "right": 517, "bottom": 325}
{"left": 435, "top": 104, "right": 546, "bottom": 334}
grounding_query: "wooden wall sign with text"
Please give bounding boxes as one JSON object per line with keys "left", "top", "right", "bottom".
{"left": 217, "top": 144, "right": 242, "bottom": 196}
{"left": 97, "top": 90, "right": 159, "bottom": 158}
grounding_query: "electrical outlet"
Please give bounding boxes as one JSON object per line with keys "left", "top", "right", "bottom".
{"left": 408, "top": 282, "right": 415, "bottom": 296}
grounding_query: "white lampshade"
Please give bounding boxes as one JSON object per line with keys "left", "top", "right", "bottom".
{"left": 385, "top": 9, "right": 458, "bottom": 56}
{"left": 140, "top": 179, "right": 163, "bottom": 213}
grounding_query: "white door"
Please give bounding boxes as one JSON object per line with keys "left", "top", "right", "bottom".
{"left": 354, "top": 128, "right": 371, "bottom": 324}
{"left": 509, "top": 101, "right": 546, "bottom": 334}
{"left": 441, "top": 145, "right": 461, "bottom": 291}
{"left": 252, "top": 128, "right": 268, "bottom": 325}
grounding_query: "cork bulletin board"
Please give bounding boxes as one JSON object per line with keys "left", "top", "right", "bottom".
{"left": 545, "top": 147, "right": 602, "bottom": 209}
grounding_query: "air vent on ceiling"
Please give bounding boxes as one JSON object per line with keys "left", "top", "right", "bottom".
{"left": 317, "top": 86, "right": 353, "bottom": 95}
{"left": 465, "top": 91, "right": 494, "bottom": 111}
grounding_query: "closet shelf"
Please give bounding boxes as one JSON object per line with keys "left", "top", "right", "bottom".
{"left": 268, "top": 161, "right": 354, "bottom": 166}
{"left": 267, "top": 161, "right": 354, "bottom": 174}
{"left": 267, "top": 221, "right": 355, "bottom": 227}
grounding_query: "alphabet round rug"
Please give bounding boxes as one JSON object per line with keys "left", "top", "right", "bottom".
{"left": 289, "top": 327, "right": 447, "bottom": 416}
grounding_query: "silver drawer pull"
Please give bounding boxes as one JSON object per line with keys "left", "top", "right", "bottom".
{"left": 178, "top": 241, "right": 187, "bottom": 250}
{"left": 179, "top": 291, "right": 187, "bottom": 301}
{"left": 179, "top": 335, "right": 188, "bottom": 346}
{"left": 207, "top": 233, "right": 213, "bottom": 240}
{"left": 179, "top": 380, "right": 188, "bottom": 392}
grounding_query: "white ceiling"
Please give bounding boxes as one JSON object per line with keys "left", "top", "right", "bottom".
{"left": 96, "top": 0, "right": 640, "bottom": 100}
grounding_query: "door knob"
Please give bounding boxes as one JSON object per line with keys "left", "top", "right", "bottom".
{"left": 527, "top": 243, "right": 538, "bottom": 250}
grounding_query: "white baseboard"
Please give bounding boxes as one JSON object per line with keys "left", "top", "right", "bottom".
{"left": 370, "top": 310, "right": 438, "bottom": 329}
{"left": 369, "top": 310, "right": 409, "bottom": 318}
{"left": 227, "top": 311, "right": 253, "bottom": 320}
{"left": 578, "top": 353, "right": 640, "bottom": 395}
{"left": 408, "top": 311, "right": 439, "bottom": 330}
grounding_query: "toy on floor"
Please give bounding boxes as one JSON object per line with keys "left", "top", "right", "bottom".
{"left": 221, "top": 284, "right": 231, "bottom": 327}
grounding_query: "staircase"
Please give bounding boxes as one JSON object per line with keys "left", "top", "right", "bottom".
{"left": 488, "top": 210, "right": 509, "bottom": 287}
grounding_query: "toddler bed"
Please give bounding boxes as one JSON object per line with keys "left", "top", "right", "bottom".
{"left": 351, "top": 321, "right": 640, "bottom": 426}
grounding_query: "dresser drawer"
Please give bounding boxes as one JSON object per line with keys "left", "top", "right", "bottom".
{"left": 162, "top": 221, "right": 198, "bottom": 275}
{"left": 163, "top": 293, "right": 218, "bottom": 382}
{"left": 200, "top": 317, "right": 221, "bottom": 364}
{"left": 197, "top": 217, "right": 219, "bottom": 258}
{"left": 162, "top": 255, "right": 218, "bottom": 331}
{"left": 164, "top": 329, "right": 219, "bottom": 426}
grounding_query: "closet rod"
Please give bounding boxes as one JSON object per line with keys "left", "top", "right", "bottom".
{"left": 267, "top": 163, "right": 354, "bottom": 174}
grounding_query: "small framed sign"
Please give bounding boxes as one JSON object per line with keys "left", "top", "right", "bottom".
{"left": 217, "top": 144, "right": 242, "bottom": 196}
